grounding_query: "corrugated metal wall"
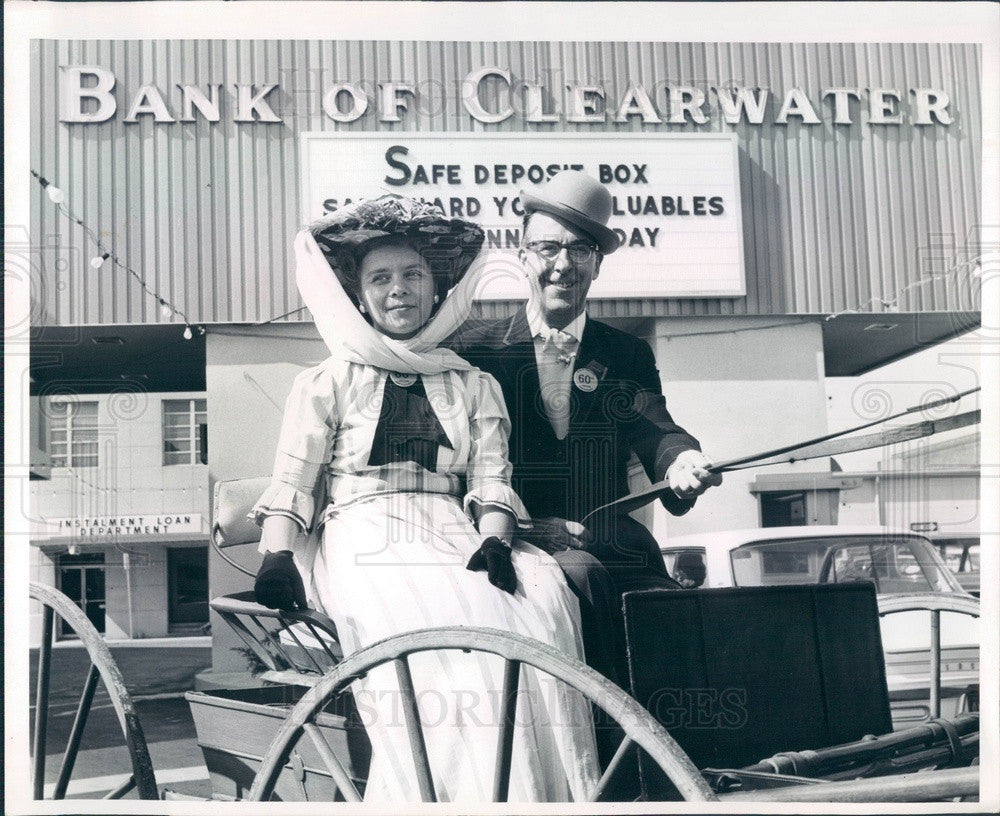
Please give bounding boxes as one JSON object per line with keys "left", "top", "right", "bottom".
{"left": 31, "top": 40, "right": 982, "bottom": 325}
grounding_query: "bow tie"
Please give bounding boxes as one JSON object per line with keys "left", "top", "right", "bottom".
{"left": 541, "top": 328, "right": 578, "bottom": 365}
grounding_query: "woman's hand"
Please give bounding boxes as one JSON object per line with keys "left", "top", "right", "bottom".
{"left": 466, "top": 537, "right": 517, "bottom": 595}
{"left": 254, "top": 550, "right": 308, "bottom": 611}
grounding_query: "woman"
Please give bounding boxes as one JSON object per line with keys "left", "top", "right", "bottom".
{"left": 251, "top": 196, "right": 600, "bottom": 802}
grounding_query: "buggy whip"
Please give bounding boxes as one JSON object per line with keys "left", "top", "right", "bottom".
{"left": 582, "top": 386, "right": 980, "bottom": 525}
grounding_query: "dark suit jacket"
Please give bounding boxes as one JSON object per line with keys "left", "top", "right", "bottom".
{"left": 449, "top": 307, "right": 701, "bottom": 540}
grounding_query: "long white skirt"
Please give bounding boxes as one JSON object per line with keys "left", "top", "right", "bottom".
{"left": 312, "top": 492, "right": 600, "bottom": 802}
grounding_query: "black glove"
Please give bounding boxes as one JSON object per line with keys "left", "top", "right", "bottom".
{"left": 254, "top": 550, "right": 308, "bottom": 611}
{"left": 466, "top": 537, "right": 517, "bottom": 595}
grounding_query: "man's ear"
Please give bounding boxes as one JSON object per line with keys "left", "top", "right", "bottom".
{"left": 518, "top": 246, "right": 528, "bottom": 270}
{"left": 592, "top": 255, "right": 603, "bottom": 280}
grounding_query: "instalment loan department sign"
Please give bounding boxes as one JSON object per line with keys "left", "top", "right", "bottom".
{"left": 38, "top": 515, "right": 206, "bottom": 539}
{"left": 301, "top": 134, "right": 745, "bottom": 299}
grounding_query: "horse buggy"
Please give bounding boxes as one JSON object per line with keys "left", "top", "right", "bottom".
{"left": 27, "top": 477, "right": 982, "bottom": 807}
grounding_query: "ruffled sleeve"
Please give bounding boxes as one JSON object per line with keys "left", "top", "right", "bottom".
{"left": 462, "top": 370, "right": 531, "bottom": 529}
{"left": 250, "top": 362, "right": 339, "bottom": 534}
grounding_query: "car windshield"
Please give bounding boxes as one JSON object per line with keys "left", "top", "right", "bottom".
{"left": 729, "top": 535, "right": 964, "bottom": 594}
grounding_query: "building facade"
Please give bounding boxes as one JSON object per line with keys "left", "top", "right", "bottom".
{"left": 27, "top": 40, "right": 983, "bottom": 659}
{"left": 29, "top": 390, "right": 209, "bottom": 643}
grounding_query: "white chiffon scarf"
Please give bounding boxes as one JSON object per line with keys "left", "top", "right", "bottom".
{"left": 295, "top": 229, "right": 479, "bottom": 375}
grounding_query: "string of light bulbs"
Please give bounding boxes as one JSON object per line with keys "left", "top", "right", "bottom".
{"left": 825, "top": 256, "right": 984, "bottom": 321}
{"left": 32, "top": 170, "right": 204, "bottom": 340}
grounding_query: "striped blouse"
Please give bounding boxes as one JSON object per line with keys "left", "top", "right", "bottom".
{"left": 252, "top": 356, "right": 531, "bottom": 535}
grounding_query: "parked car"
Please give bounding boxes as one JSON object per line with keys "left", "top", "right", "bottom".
{"left": 660, "top": 526, "right": 980, "bottom": 728}
{"left": 927, "top": 534, "right": 980, "bottom": 597}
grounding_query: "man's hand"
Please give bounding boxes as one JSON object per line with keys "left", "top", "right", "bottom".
{"left": 667, "top": 449, "right": 723, "bottom": 500}
{"left": 254, "top": 550, "right": 308, "bottom": 611}
{"left": 521, "top": 517, "right": 593, "bottom": 554}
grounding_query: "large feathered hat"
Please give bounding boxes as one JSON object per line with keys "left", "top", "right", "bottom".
{"left": 309, "top": 196, "right": 485, "bottom": 303}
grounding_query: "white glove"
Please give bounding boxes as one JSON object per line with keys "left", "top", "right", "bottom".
{"left": 667, "top": 449, "right": 723, "bottom": 500}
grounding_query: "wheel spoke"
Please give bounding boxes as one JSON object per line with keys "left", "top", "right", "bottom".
{"left": 53, "top": 663, "right": 101, "bottom": 799}
{"left": 259, "top": 726, "right": 303, "bottom": 801}
{"left": 247, "top": 628, "right": 720, "bottom": 802}
{"left": 491, "top": 658, "right": 520, "bottom": 802}
{"left": 32, "top": 606, "right": 54, "bottom": 799}
{"left": 303, "top": 722, "right": 363, "bottom": 802}
{"left": 103, "top": 774, "right": 137, "bottom": 799}
{"left": 590, "top": 736, "right": 635, "bottom": 801}
{"left": 30, "top": 583, "right": 159, "bottom": 800}
{"left": 393, "top": 657, "right": 437, "bottom": 801}
{"left": 878, "top": 593, "right": 980, "bottom": 730}
{"left": 930, "top": 609, "right": 941, "bottom": 719}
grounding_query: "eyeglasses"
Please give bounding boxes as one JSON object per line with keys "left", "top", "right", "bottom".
{"left": 525, "top": 241, "right": 599, "bottom": 264}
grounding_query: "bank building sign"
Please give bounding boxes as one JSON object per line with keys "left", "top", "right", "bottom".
{"left": 40, "top": 515, "right": 206, "bottom": 539}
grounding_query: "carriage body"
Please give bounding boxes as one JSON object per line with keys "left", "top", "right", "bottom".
{"left": 29, "top": 505, "right": 983, "bottom": 804}
{"left": 660, "top": 526, "right": 981, "bottom": 727}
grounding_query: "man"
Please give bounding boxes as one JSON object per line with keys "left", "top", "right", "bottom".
{"left": 450, "top": 170, "right": 721, "bottom": 686}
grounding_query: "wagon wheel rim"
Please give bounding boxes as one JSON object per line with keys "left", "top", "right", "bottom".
{"left": 878, "top": 592, "right": 980, "bottom": 721}
{"left": 877, "top": 592, "right": 980, "bottom": 618}
{"left": 247, "top": 626, "right": 717, "bottom": 802}
{"left": 29, "top": 582, "right": 159, "bottom": 800}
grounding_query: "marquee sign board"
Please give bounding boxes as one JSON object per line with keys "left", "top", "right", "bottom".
{"left": 301, "top": 133, "right": 745, "bottom": 299}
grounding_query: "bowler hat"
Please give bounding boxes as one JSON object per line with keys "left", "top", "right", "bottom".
{"left": 520, "top": 170, "right": 620, "bottom": 255}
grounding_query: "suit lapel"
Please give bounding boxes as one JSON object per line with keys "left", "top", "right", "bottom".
{"left": 501, "top": 307, "right": 533, "bottom": 347}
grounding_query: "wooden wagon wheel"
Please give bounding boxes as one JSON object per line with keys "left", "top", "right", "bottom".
{"left": 29, "top": 582, "right": 159, "bottom": 800}
{"left": 878, "top": 592, "right": 980, "bottom": 721}
{"left": 247, "top": 626, "right": 717, "bottom": 803}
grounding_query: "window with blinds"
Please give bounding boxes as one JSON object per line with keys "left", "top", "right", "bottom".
{"left": 163, "top": 399, "right": 207, "bottom": 466}
{"left": 48, "top": 401, "right": 99, "bottom": 468}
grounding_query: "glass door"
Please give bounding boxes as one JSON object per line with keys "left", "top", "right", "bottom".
{"left": 168, "top": 546, "right": 209, "bottom": 631}
{"left": 57, "top": 553, "right": 106, "bottom": 636}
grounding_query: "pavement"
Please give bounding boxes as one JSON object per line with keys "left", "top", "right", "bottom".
{"left": 39, "top": 635, "right": 213, "bottom": 697}
{"left": 27, "top": 637, "right": 218, "bottom": 801}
